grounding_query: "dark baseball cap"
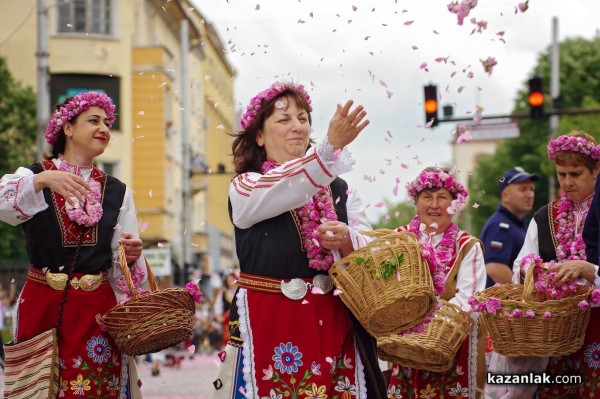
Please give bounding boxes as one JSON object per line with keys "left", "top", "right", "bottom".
{"left": 500, "top": 167, "right": 539, "bottom": 192}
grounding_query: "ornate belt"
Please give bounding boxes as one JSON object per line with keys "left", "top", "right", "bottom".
{"left": 237, "top": 272, "right": 334, "bottom": 300}
{"left": 28, "top": 267, "right": 108, "bottom": 292}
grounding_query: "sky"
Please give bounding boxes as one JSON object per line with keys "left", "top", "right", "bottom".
{"left": 191, "top": 0, "right": 600, "bottom": 223}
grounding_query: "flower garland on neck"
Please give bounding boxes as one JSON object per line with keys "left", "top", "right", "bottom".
{"left": 407, "top": 215, "right": 458, "bottom": 296}
{"left": 59, "top": 157, "right": 103, "bottom": 227}
{"left": 261, "top": 161, "right": 337, "bottom": 271}
{"left": 554, "top": 193, "right": 592, "bottom": 261}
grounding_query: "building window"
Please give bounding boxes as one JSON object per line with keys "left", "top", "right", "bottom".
{"left": 57, "top": 0, "right": 113, "bottom": 35}
{"left": 97, "top": 160, "right": 119, "bottom": 178}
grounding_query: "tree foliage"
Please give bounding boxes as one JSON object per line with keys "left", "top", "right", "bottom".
{"left": 371, "top": 200, "right": 416, "bottom": 230}
{"left": 469, "top": 36, "right": 600, "bottom": 236}
{"left": 0, "top": 56, "right": 37, "bottom": 260}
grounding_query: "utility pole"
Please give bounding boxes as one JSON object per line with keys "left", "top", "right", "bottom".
{"left": 180, "top": 19, "right": 193, "bottom": 280}
{"left": 36, "top": 0, "right": 50, "bottom": 161}
{"left": 548, "top": 16, "right": 560, "bottom": 202}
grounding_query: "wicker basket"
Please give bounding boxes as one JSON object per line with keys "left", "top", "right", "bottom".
{"left": 98, "top": 246, "right": 195, "bottom": 355}
{"left": 377, "top": 300, "right": 473, "bottom": 372}
{"left": 328, "top": 230, "right": 436, "bottom": 337}
{"left": 475, "top": 264, "right": 591, "bottom": 357}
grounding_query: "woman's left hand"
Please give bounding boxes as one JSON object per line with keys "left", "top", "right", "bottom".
{"left": 549, "top": 260, "right": 596, "bottom": 285}
{"left": 317, "top": 221, "right": 353, "bottom": 256}
{"left": 119, "top": 232, "right": 143, "bottom": 265}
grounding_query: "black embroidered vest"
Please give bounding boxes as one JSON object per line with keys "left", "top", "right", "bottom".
{"left": 533, "top": 203, "right": 558, "bottom": 262}
{"left": 23, "top": 161, "right": 126, "bottom": 273}
{"left": 228, "top": 177, "right": 349, "bottom": 279}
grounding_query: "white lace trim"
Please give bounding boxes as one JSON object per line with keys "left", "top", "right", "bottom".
{"left": 315, "top": 139, "right": 355, "bottom": 176}
{"left": 118, "top": 354, "right": 130, "bottom": 399}
{"left": 354, "top": 340, "right": 368, "bottom": 398}
{"left": 236, "top": 288, "right": 256, "bottom": 398}
{"left": 467, "top": 312, "right": 479, "bottom": 399}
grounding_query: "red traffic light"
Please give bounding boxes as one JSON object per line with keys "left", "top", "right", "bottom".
{"left": 423, "top": 85, "right": 439, "bottom": 127}
{"left": 528, "top": 77, "right": 544, "bottom": 120}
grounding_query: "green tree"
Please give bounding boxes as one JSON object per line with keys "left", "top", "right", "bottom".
{"left": 372, "top": 200, "right": 416, "bottom": 230}
{"left": 468, "top": 36, "right": 600, "bottom": 236}
{"left": 0, "top": 56, "right": 37, "bottom": 260}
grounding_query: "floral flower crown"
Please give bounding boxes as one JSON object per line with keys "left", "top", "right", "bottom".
{"left": 240, "top": 81, "right": 312, "bottom": 130}
{"left": 406, "top": 169, "right": 469, "bottom": 213}
{"left": 547, "top": 134, "right": 600, "bottom": 161}
{"left": 45, "top": 91, "right": 116, "bottom": 146}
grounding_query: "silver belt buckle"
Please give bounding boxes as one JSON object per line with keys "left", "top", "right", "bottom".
{"left": 280, "top": 279, "right": 308, "bottom": 300}
{"left": 280, "top": 275, "right": 333, "bottom": 300}
{"left": 313, "top": 274, "right": 333, "bottom": 294}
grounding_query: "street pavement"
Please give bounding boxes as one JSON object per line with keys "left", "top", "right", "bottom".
{"left": 0, "top": 351, "right": 221, "bottom": 399}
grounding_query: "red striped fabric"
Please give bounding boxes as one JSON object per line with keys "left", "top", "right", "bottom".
{"left": 3, "top": 328, "right": 59, "bottom": 399}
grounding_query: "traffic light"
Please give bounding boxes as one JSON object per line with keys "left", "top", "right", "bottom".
{"left": 528, "top": 76, "right": 544, "bottom": 120}
{"left": 423, "top": 85, "right": 438, "bottom": 127}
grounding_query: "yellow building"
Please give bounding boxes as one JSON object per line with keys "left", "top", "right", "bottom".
{"left": 0, "top": 0, "right": 236, "bottom": 284}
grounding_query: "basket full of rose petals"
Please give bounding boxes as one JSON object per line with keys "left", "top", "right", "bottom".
{"left": 97, "top": 245, "right": 202, "bottom": 355}
{"left": 328, "top": 230, "right": 438, "bottom": 338}
{"left": 472, "top": 254, "right": 598, "bottom": 357}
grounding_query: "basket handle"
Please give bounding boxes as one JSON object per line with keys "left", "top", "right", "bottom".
{"left": 362, "top": 229, "right": 399, "bottom": 238}
{"left": 522, "top": 261, "right": 537, "bottom": 301}
{"left": 117, "top": 244, "right": 159, "bottom": 298}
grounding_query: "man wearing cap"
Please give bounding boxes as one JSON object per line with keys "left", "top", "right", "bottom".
{"left": 481, "top": 167, "right": 539, "bottom": 288}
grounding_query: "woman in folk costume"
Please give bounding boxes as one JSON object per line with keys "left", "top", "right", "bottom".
{"left": 387, "top": 167, "right": 487, "bottom": 399}
{"left": 487, "top": 131, "right": 600, "bottom": 399}
{"left": 0, "top": 91, "right": 146, "bottom": 399}
{"left": 210, "top": 81, "right": 388, "bottom": 398}
{"left": 214, "top": 270, "right": 239, "bottom": 347}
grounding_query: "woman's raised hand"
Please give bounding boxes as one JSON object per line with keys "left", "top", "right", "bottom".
{"left": 34, "top": 170, "right": 92, "bottom": 207}
{"left": 327, "top": 100, "right": 369, "bottom": 151}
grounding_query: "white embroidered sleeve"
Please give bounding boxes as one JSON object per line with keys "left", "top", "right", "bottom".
{"left": 230, "top": 139, "right": 356, "bottom": 229}
{"left": 512, "top": 220, "right": 539, "bottom": 283}
{"left": 0, "top": 167, "right": 48, "bottom": 226}
{"left": 109, "top": 187, "right": 147, "bottom": 300}
{"left": 450, "top": 242, "right": 486, "bottom": 311}
{"left": 346, "top": 185, "right": 373, "bottom": 250}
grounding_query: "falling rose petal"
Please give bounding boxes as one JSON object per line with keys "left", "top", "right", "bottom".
{"left": 157, "top": 242, "right": 164, "bottom": 247}
{"left": 326, "top": 230, "right": 334, "bottom": 238}
{"left": 309, "top": 11, "right": 313, "bottom": 17}
{"left": 319, "top": 319, "right": 323, "bottom": 326}
{"left": 335, "top": 196, "right": 341, "bottom": 204}
{"left": 458, "top": 86, "right": 465, "bottom": 93}
{"left": 412, "top": 45, "right": 419, "bottom": 50}
{"left": 429, "top": 223, "right": 439, "bottom": 229}
{"left": 302, "top": 299, "right": 310, "bottom": 304}
{"left": 137, "top": 111, "right": 144, "bottom": 115}
{"left": 42, "top": 267, "right": 48, "bottom": 273}
{"left": 394, "top": 211, "right": 400, "bottom": 217}
{"left": 275, "top": 100, "right": 285, "bottom": 109}
{"left": 352, "top": 5, "right": 357, "bottom": 11}
{"left": 499, "top": 177, "right": 506, "bottom": 183}
{"left": 473, "top": 203, "right": 480, "bottom": 209}
{"left": 425, "top": 118, "right": 435, "bottom": 127}
{"left": 311, "top": 286, "right": 324, "bottom": 295}
{"left": 312, "top": 238, "right": 320, "bottom": 247}
{"left": 450, "top": 71, "right": 457, "bottom": 78}
{"left": 449, "top": 165, "right": 457, "bottom": 175}
{"left": 400, "top": 163, "right": 409, "bottom": 169}
{"left": 187, "top": 345, "right": 196, "bottom": 353}
{"left": 433, "top": 30, "right": 439, "bottom": 34}
{"left": 419, "top": 62, "right": 428, "bottom": 70}
{"left": 148, "top": 190, "right": 153, "bottom": 197}
{"left": 374, "top": 202, "right": 384, "bottom": 208}
{"left": 333, "top": 289, "right": 342, "bottom": 296}
{"left": 254, "top": 4, "right": 260, "bottom": 10}
{"left": 404, "top": 20, "right": 414, "bottom": 25}
{"left": 393, "top": 184, "right": 399, "bottom": 196}
{"left": 326, "top": 357, "right": 334, "bottom": 364}
{"left": 396, "top": 271, "right": 402, "bottom": 281}
{"left": 239, "top": 387, "right": 246, "bottom": 395}
{"left": 333, "top": 149, "right": 342, "bottom": 157}
{"left": 216, "top": 124, "right": 225, "bottom": 130}
{"left": 140, "top": 222, "right": 149, "bottom": 232}
{"left": 386, "top": 90, "right": 394, "bottom": 99}
{"left": 59, "top": 266, "right": 64, "bottom": 271}
{"left": 496, "top": 31, "right": 505, "bottom": 36}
